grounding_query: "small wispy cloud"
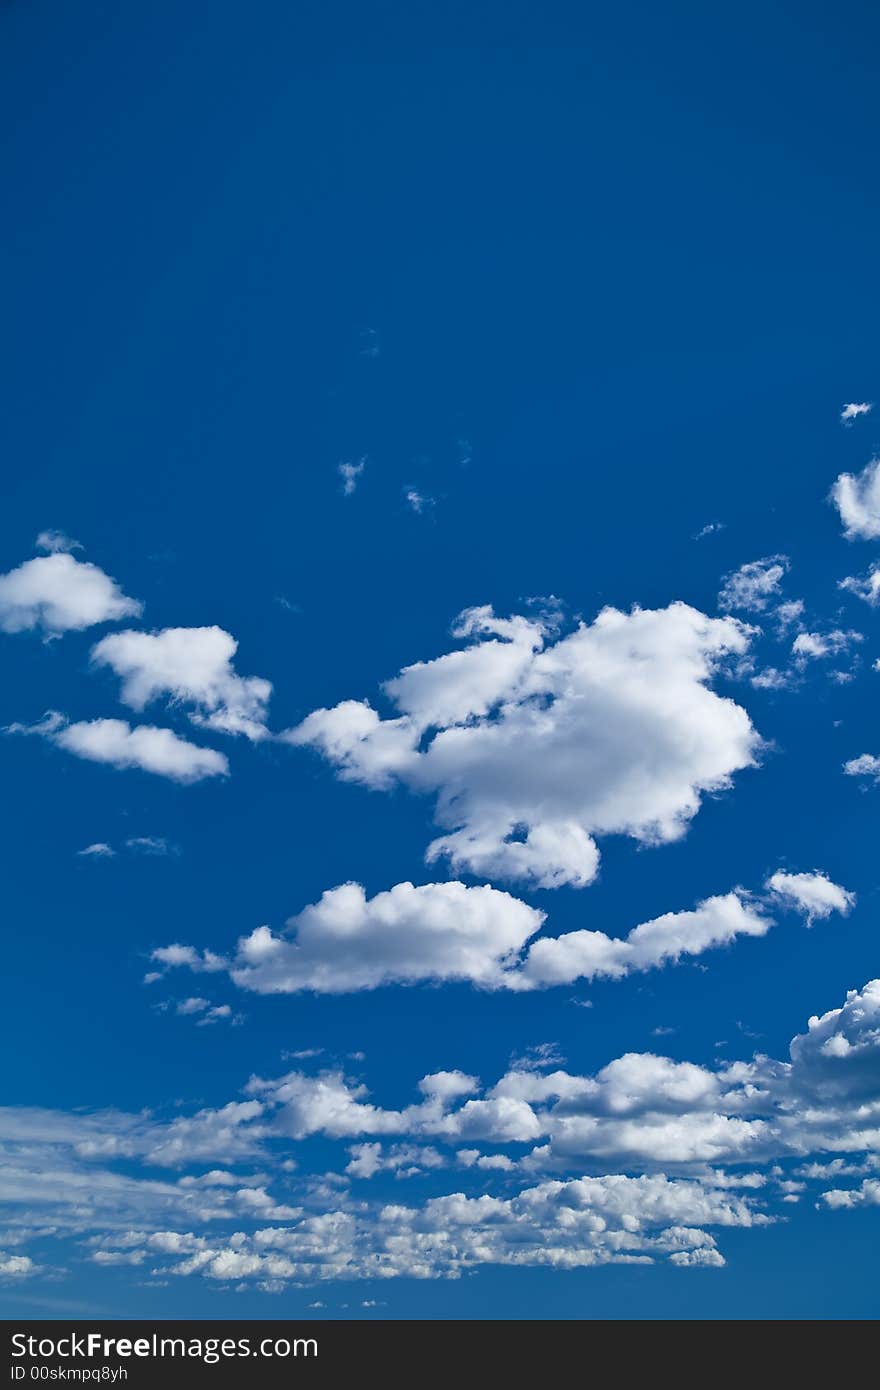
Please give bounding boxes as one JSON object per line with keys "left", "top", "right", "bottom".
{"left": 126, "top": 836, "right": 176, "bottom": 857}
{"left": 693, "top": 521, "right": 725, "bottom": 540}
{"left": 78, "top": 836, "right": 177, "bottom": 859}
{"left": 357, "top": 327, "right": 380, "bottom": 358}
{"left": 338, "top": 458, "right": 366, "bottom": 496}
{"left": 405, "top": 488, "right": 434, "bottom": 514}
{"left": 841, "top": 402, "right": 872, "bottom": 424}
{"left": 174, "top": 998, "right": 241, "bottom": 1027}
{"left": 718, "top": 555, "right": 789, "bottom": 612}
{"left": 35, "top": 529, "right": 83, "bottom": 554}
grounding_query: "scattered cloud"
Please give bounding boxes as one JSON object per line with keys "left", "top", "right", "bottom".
{"left": 77, "top": 842, "right": 116, "bottom": 859}
{"left": 774, "top": 600, "right": 805, "bottom": 633}
{"left": 839, "top": 566, "right": 880, "bottom": 606}
{"left": 173, "top": 999, "right": 240, "bottom": 1027}
{"left": 338, "top": 458, "right": 366, "bottom": 496}
{"left": 843, "top": 753, "right": 880, "bottom": 784}
{"left": 162, "top": 881, "right": 545, "bottom": 994}
{"left": 153, "top": 868, "right": 849, "bottom": 998}
{"left": 285, "top": 603, "right": 759, "bottom": 889}
{"left": 4, "top": 975, "right": 880, "bottom": 1286}
{"left": 126, "top": 836, "right": 175, "bottom": 856}
{"left": 5, "top": 711, "right": 228, "bottom": 783}
{"left": 765, "top": 870, "right": 855, "bottom": 924}
{"left": 405, "top": 489, "right": 434, "bottom": 514}
{"left": 35, "top": 529, "right": 83, "bottom": 555}
{"left": 831, "top": 457, "right": 880, "bottom": 539}
{"left": 693, "top": 521, "right": 725, "bottom": 540}
{"left": 718, "top": 556, "right": 789, "bottom": 613}
{"left": 91, "top": 627, "right": 272, "bottom": 741}
{"left": 791, "top": 630, "right": 861, "bottom": 663}
{"left": 0, "top": 553, "right": 142, "bottom": 636}
{"left": 840, "top": 402, "right": 872, "bottom": 424}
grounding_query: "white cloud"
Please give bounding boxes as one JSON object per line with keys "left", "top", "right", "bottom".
{"left": 126, "top": 836, "right": 174, "bottom": 856}
{"left": 840, "top": 402, "right": 872, "bottom": 424}
{"left": 345, "top": 1143, "right": 445, "bottom": 1179}
{"left": 831, "top": 458, "right": 880, "bottom": 540}
{"left": 6, "top": 975, "right": 880, "bottom": 1287}
{"left": 791, "top": 630, "right": 862, "bottom": 665}
{"left": 34, "top": 529, "right": 82, "bottom": 554}
{"left": 176, "top": 997, "right": 211, "bottom": 1016}
{"left": 150, "top": 944, "right": 226, "bottom": 973}
{"left": 774, "top": 599, "right": 805, "bottom": 633}
{"left": 5, "top": 711, "right": 228, "bottom": 783}
{"left": 405, "top": 489, "right": 434, "bottom": 514}
{"left": 77, "top": 842, "right": 116, "bottom": 858}
{"left": 717, "top": 556, "right": 789, "bottom": 612}
{"left": 839, "top": 566, "right": 880, "bottom": 606}
{"left": 0, "top": 1252, "right": 39, "bottom": 1281}
{"left": 228, "top": 882, "right": 544, "bottom": 993}
{"left": 517, "top": 893, "right": 771, "bottom": 988}
{"left": 749, "top": 666, "right": 795, "bottom": 691}
{"left": 91, "top": 627, "right": 272, "bottom": 741}
{"left": 158, "top": 863, "right": 850, "bottom": 997}
{"left": 693, "top": 521, "right": 725, "bottom": 540}
{"left": 172, "top": 999, "right": 237, "bottom": 1027}
{"left": 239, "top": 973, "right": 880, "bottom": 1170}
{"left": 338, "top": 458, "right": 366, "bottom": 495}
{"left": 152, "top": 1175, "right": 747, "bottom": 1282}
{"left": 0, "top": 553, "right": 141, "bottom": 636}
{"left": 286, "top": 602, "right": 759, "bottom": 889}
{"left": 843, "top": 753, "right": 880, "bottom": 783}
{"left": 820, "top": 1178, "right": 880, "bottom": 1209}
{"left": 766, "top": 871, "right": 855, "bottom": 924}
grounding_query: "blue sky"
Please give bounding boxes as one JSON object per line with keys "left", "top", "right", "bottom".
{"left": 2, "top": 0, "right": 880, "bottom": 1319}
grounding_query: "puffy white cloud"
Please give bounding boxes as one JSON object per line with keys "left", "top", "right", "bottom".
{"left": 820, "top": 1178, "right": 880, "bottom": 1209}
{"left": 0, "top": 553, "right": 141, "bottom": 636}
{"left": 91, "top": 627, "right": 272, "bottom": 741}
{"left": 77, "top": 842, "right": 116, "bottom": 858}
{"left": 718, "top": 556, "right": 789, "bottom": 612}
{"left": 287, "top": 602, "right": 759, "bottom": 889}
{"left": 229, "top": 881, "right": 544, "bottom": 993}
{"left": 787, "top": 979, "right": 880, "bottom": 1100}
{"left": 150, "top": 944, "right": 226, "bottom": 973}
{"left": 843, "top": 753, "right": 880, "bottom": 783}
{"left": 155, "top": 867, "right": 848, "bottom": 997}
{"left": 831, "top": 457, "right": 880, "bottom": 540}
{"left": 5, "top": 711, "right": 228, "bottom": 783}
{"left": 345, "top": 1143, "right": 445, "bottom": 1179}
{"left": 841, "top": 402, "right": 872, "bottom": 423}
{"left": 0, "top": 1252, "right": 39, "bottom": 1280}
{"left": 766, "top": 871, "right": 855, "bottom": 924}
